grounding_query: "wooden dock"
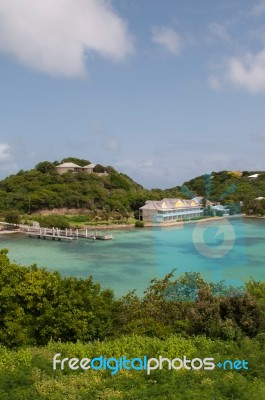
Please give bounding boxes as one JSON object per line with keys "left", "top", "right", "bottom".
{"left": 28, "top": 232, "right": 73, "bottom": 242}
{"left": 23, "top": 227, "right": 113, "bottom": 242}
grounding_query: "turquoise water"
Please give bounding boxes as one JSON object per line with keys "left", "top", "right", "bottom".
{"left": 0, "top": 218, "right": 264, "bottom": 297}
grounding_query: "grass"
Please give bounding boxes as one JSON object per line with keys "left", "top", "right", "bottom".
{"left": 20, "top": 214, "right": 137, "bottom": 229}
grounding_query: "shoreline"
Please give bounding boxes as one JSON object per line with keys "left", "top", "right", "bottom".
{"left": 242, "top": 215, "right": 265, "bottom": 220}
{"left": 0, "top": 216, "right": 237, "bottom": 235}
{"left": 84, "top": 215, "right": 244, "bottom": 230}
{"left": 0, "top": 215, "right": 243, "bottom": 235}
{"left": 0, "top": 230, "right": 21, "bottom": 235}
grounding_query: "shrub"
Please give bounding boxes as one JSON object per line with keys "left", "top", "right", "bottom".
{"left": 135, "top": 220, "right": 144, "bottom": 228}
{"left": 38, "top": 215, "right": 70, "bottom": 229}
{"left": 4, "top": 211, "right": 21, "bottom": 225}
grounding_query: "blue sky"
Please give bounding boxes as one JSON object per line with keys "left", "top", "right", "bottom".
{"left": 1, "top": 0, "right": 265, "bottom": 188}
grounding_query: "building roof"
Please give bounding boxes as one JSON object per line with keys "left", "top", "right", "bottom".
{"left": 56, "top": 162, "right": 81, "bottom": 168}
{"left": 256, "top": 196, "right": 265, "bottom": 200}
{"left": 82, "top": 164, "right": 96, "bottom": 169}
{"left": 140, "top": 198, "right": 203, "bottom": 211}
{"left": 140, "top": 201, "right": 158, "bottom": 210}
{"left": 192, "top": 196, "right": 202, "bottom": 203}
{"left": 211, "top": 205, "right": 229, "bottom": 210}
{"left": 248, "top": 173, "right": 260, "bottom": 178}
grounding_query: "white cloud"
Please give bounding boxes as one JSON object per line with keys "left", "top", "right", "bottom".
{"left": 208, "top": 22, "right": 230, "bottom": 42}
{"left": 209, "top": 48, "right": 265, "bottom": 94}
{"left": 0, "top": 143, "right": 18, "bottom": 177}
{"left": 152, "top": 26, "right": 183, "bottom": 56}
{"left": 0, "top": 143, "right": 11, "bottom": 162}
{"left": 0, "top": 0, "right": 135, "bottom": 77}
{"left": 226, "top": 50, "right": 265, "bottom": 93}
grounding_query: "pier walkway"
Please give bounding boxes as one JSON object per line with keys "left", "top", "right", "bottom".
{"left": 20, "top": 226, "right": 113, "bottom": 242}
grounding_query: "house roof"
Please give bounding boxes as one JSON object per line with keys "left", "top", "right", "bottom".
{"left": 192, "top": 196, "right": 202, "bottom": 203}
{"left": 248, "top": 173, "right": 260, "bottom": 178}
{"left": 140, "top": 198, "right": 203, "bottom": 211}
{"left": 140, "top": 201, "right": 158, "bottom": 210}
{"left": 82, "top": 164, "right": 96, "bottom": 169}
{"left": 56, "top": 162, "right": 81, "bottom": 168}
{"left": 211, "top": 205, "right": 229, "bottom": 210}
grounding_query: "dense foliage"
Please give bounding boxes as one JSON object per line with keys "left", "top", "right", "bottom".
{"left": 0, "top": 249, "right": 114, "bottom": 347}
{"left": 0, "top": 335, "right": 264, "bottom": 399}
{"left": 0, "top": 158, "right": 173, "bottom": 214}
{"left": 0, "top": 250, "right": 264, "bottom": 348}
{"left": 180, "top": 170, "right": 265, "bottom": 214}
{"left": 0, "top": 249, "right": 264, "bottom": 398}
{"left": 1, "top": 164, "right": 264, "bottom": 217}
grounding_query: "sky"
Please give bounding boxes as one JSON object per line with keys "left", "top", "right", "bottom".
{"left": 1, "top": 0, "right": 265, "bottom": 188}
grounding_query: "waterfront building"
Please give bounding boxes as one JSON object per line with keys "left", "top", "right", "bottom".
{"left": 139, "top": 198, "right": 204, "bottom": 223}
{"left": 211, "top": 204, "right": 230, "bottom": 216}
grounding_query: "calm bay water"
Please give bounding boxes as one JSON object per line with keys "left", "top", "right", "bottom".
{"left": 0, "top": 218, "right": 264, "bottom": 297}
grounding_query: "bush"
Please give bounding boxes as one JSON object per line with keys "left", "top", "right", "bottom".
{"left": 4, "top": 211, "right": 21, "bottom": 225}
{"left": 37, "top": 215, "right": 70, "bottom": 229}
{"left": 216, "top": 210, "right": 224, "bottom": 217}
{"left": 93, "top": 164, "right": 106, "bottom": 173}
{"left": 67, "top": 215, "right": 90, "bottom": 223}
{"left": 35, "top": 161, "right": 56, "bottom": 174}
{"left": 135, "top": 220, "right": 144, "bottom": 228}
{"left": 0, "top": 249, "right": 114, "bottom": 347}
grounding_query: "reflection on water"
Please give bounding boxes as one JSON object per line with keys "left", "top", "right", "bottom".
{"left": 0, "top": 219, "right": 264, "bottom": 297}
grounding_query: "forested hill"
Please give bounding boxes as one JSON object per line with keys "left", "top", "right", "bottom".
{"left": 172, "top": 170, "right": 265, "bottom": 204}
{"left": 1, "top": 162, "right": 264, "bottom": 214}
{"left": 0, "top": 158, "right": 181, "bottom": 213}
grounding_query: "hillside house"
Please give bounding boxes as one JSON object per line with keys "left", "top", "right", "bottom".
{"left": 248, "top": 173, "right": 260, "bottom": 180}
{"left": 55, "top": 162, "right": 109, "bottom": 176}
{"left": 82, "top": 164, "right": 96, "bottom": 173}
{"left": 55, "top": 162, "right": 97, "bottom": 175}
{"left": 55, "top": 162, "right": 81, "bottom": 174}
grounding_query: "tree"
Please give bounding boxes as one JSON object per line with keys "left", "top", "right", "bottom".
{"left": 242, "top": 196, "right": 256, "bottom": 215}
{"left": 35, "top": 161, "right": 56, "bottom": 174}
{"left": 93, "top": 164, "right": 106, "bottom": 173}
{"left": 0, "top": 250, "right": 115, "bottom": 347}
{"left": 5, "top": 211, "right": 21, "bottom": 225}
{"left": 61, "top": 157, "right": 91, "bottom": 167}
{"left": 201, "top": 197, "right": 207, "bottom": 208}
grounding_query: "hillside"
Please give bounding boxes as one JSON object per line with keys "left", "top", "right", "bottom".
{"left": 1, "top": 164, "right": 264, "bottom": 216}
{"left": 176, "top": 170, "right": 265, "bottom": 204}
{"left": 0, "top": 158, "right": 181, "bottom": 215}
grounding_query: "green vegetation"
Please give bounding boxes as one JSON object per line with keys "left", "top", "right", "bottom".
{"left": 0, "top": 158, "right": 170, "bottom": 216}
{"left": 135, "top": 220, "right": 144, "bottom": 227}
{"left": 0, "top": 249, "right": 264, "bottom": 397}
{"left": 3, "top": 160, "right": 264, "bottom": 221}
{"left": 4, "top": 210, "right": 21, "bottom": 225}
{"left": 181, "top": 170, "right": 265, "bottom": 215}
{"left": 61, "top": 157, "right": 91, "bottom": 167}
{"left": 0, "top": 249, "right": 264, "bottom": 347}
{"left": 0, "top": 335, "right": 264, "bottom": 399}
